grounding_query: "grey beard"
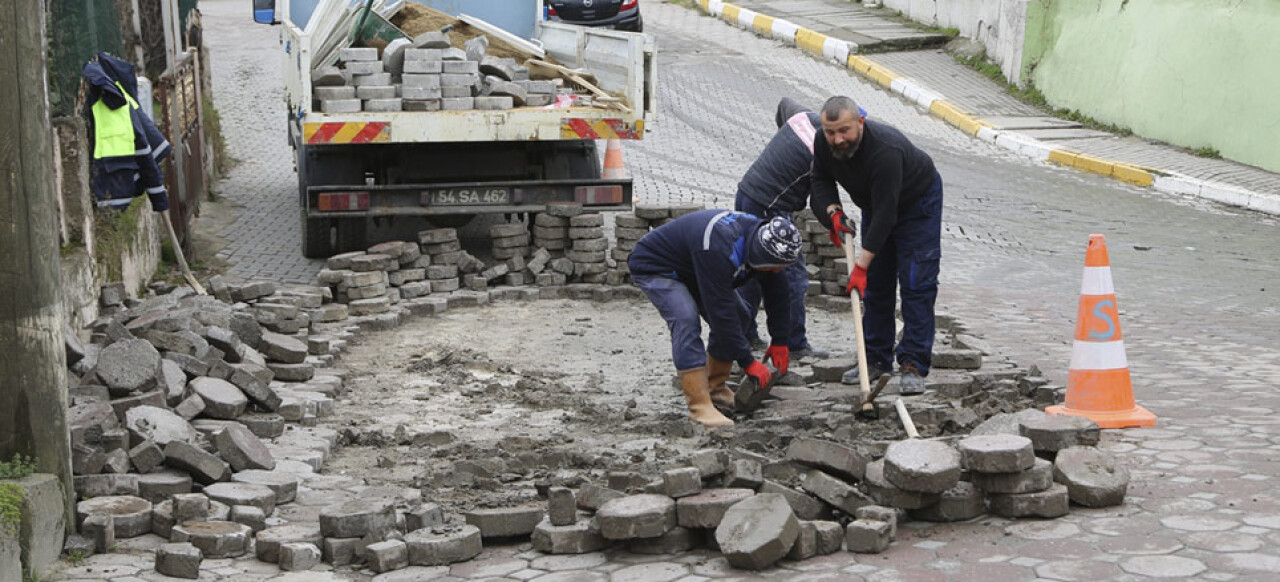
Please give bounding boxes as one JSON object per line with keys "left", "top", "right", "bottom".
{"left": 831, "top": 138, "right": 860, "bottom": 160}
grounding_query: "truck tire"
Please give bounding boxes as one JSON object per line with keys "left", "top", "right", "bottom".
{"left": 301, "top": 208, "right": 335, "bottom": 258}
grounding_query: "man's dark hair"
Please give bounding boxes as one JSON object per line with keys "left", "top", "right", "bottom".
{"left": 821, "top": 96, "right": 860, "bottom": 122}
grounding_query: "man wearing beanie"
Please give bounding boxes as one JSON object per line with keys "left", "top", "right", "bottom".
{"left": 629, "top": 210, "right": 804, "bottom": 429}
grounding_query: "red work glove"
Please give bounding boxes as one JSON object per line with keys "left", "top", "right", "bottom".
{"left": 764, "top": 345, "right": 790, "bottom": 377}
{"left": 743, "top": 360, "right": 774, "bottom": 388}
{"left": 846, "top": 264, "right": 868, "bottom": 299}
{"left": 827, "top": 209, "right": 856, "bottom": 247}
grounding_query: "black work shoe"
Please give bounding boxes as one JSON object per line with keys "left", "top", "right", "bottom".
{"left": 899, "top": 362, "right": 927, "bottom": 395}
{"left": 841, "top": 363, "right": 888, "bottom": 385}
{"left": 791, "top": 345, "right": 830, "bottom": 359}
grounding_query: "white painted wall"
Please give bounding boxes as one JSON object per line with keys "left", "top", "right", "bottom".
{"left": 880, "top": 0, "right": 1028, "bottom": 85}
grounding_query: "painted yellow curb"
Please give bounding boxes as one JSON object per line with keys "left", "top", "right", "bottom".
{"left": 1048, "top": 150, "right": 1156, "bottom": 186}
{"left": 929, "top": 101, "right": 984, "bottom": 136}
{"left": 698, "top": 0, "right": 711, "bottom": 10}
{"left": 1112, "top": 163, "right": 1155, "bottom": 187}
{"left": 847, "top": 55, "right": 873, "bottom": 75}
{"left": 753, "top": 14, "right": 775, "bottom": 35}
{"left": 721, "top": 4, "right": 741, "bottom": 22}
{"left": 795, "top": 28, "right": 828, "bottom": 56}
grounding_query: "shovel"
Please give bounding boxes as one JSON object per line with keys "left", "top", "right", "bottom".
{"left": 841, "top": 233, "right": 874, "bottom": 418}
{"left": 857, "top": 373, "right": 892, "bottom": 420}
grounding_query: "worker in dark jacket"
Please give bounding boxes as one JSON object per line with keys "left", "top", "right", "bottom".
{"left": 629, "top": 210, "right": 803, "bottom": 428}
{"left": 810, "top": 96, "right": 943, "bottom": 395}
{"left": 734, "top": 97, "right": 833, "bottom": 359}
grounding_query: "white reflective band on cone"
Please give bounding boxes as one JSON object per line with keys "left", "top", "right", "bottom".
{"left": 1069, "top": 340, "right": 1129, "bottom": 370}
{"left": 1080, "top": 266, "right": 1115, "bottom": 296}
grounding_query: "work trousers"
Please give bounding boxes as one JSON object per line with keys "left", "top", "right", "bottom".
{"left": 733, "top": 194, "right": 811, "bottom": 350}
{"left": 633, "top": 273, "right": 750, "bottom": 371}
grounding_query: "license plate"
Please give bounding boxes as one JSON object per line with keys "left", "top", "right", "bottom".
{"left": 421, "top": 187, "right": 512, "bottom": 206}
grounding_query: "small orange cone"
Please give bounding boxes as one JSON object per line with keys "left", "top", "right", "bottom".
{"left": 1047, "top": 234, "right": 1157, "bottom": 428}
{"left": 602, "top": 138, "right": 626, "bottom": 179}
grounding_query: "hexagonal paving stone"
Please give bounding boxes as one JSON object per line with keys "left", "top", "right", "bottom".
{"left": 1119, "top": 555, "right": 1207, "bottom": 578}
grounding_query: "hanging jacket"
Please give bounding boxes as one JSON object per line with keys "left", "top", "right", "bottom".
{"left": 628, "top": 209, "right": 791, "bottom": 367}
{"left": 83, "top": 52, "right": 171, "bottom": 212}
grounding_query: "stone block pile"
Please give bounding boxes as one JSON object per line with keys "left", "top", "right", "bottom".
{"left": 794, "top": 208, "right": 850, "bottom": 297}
{"left": 314, "top": 31, "right": 558, "bottom": 114}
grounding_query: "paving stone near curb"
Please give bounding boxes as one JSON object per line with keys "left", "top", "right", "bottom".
{"left": 164, "top": 441, "right": 230, "bottom": 485}
{"left": 787, "top": 521, "right": 818, "bottom": 561}
{"left": 959, "top": 434, "right": 1036, "bottom": 473}
{"left": 404, "top": 525, "right": 483, "bottom": 566}
{"left": 971, "top": 457, "right": 1053, "bottom": 494}
{"left": 675, "top": 488, "right": 755, "bottom": 529}
{"left": 155, "top": 542, "right": 202, "bottom": 579}
{"left": 81, "top": 513, "right": 113, "bottom": 553}
{"left": 171, "top": 520, "right": 253, "bottom": 558}
{"left": 203, "top": 482, "right": 277, "bottom": 515}
{"left": 988, "top": 483, "right": 1071, "bottom": 518}
{"left": 548, "top": 487, "right": 577, "bottom": 526}
{"left": 255, "top": 524, "right": 324, "bottom": 563}
{"left": 883, "top": 439, "right": 963, "bottom": 494}
{"left": 188, "top": 377, "right": 248, "bottom": 419}
{"left": 863, "top": 460, "right": 940, "bottom": 510}
{"left": 279, "top": 541, "right": 323, "bottom": 571}
{"left": 1019, "top": 414, "right": 1101, "bottom": 452}
{"left": 531, "top": 517, "right": 611, "bottom": 554}
{"left": 687, "top": 449, "right": 728, "bottom": 478}
{"left": 576, "top": 483, "right": 624, "bottom": 511}
{"left": 596, "top": 494, "right": 677, "bottom": 540}
{"left": 908, "top": 481, "right": 985, "bottom": 522}
{"left": 715, "top": 493, "right": 800, "bottom": 570}
{"left": 214, "top": 422, "right": 276, "bottom": 472}
{"left": 800, "top": 470, "right": 874, "bottom": 516}
{"left": 662, "top": 467, "right": 702, "bottom": 498}
{"left": 845, "top": 519, "right": 892, "bottom": 553}
{"left": 785, "top": 438, "right": 871, "bottom": 482}
{"left": 405, "top": 503, "right": 444, "bottom": 531}
{"left": 320, "top": 498, "right": 398, "bottom": 538}
{"left": 75, "top": 495, "right": 152, "bottom": 538}
{"left": 125, "top": 405, "right": 198, "bottom": 446}
{"left": 759, "top": 480, "right": 831, "bottom": 521}
{"left": 724, "top": 458, "right": 764, "bottom": 489}
{"left": 1052, "top": 446, "right": 1130, "bottom": 507}
{"left": 628, "top": 525, "right": 697, "bottom": 554}
{"left": 463, "top": 506, "right": 544, "bottom": 539}
{"left": 367, "top": 539, "right": 409, "bottom": 573}
{"left": 95, "top": 339, "right": 162, "bottom": 394}
{"left": 231, "top": 505, "right": 267, "bottom": 533}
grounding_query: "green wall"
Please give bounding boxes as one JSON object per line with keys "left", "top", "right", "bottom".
{"left": 1023, "top": 0, "right": 1280, "bottom": 173}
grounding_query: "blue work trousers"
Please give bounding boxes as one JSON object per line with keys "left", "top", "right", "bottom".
{"left": 633, "top": 273, "right": 750, "bottom": 371}
{"left": 862, "top": 173, "right": 943, "bottom": 375}
{"left": 733, "top": 194, "right": 811, "bottom": 350}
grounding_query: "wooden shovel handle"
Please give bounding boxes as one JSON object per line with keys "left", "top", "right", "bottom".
{"left": 842, "top": 233, "right": 871, "bottom": 407}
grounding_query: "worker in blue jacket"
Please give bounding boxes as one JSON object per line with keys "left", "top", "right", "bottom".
{"left": 629, "top": 210, "right": 803, "bottom": 428}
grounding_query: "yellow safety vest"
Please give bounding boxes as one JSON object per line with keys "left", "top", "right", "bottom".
{"left": 91, "top": 82, "right": 139, "bottom": 160}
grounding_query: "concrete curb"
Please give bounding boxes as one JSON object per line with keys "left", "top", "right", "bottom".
{"left": 692, "top": 0, "right": 1280, "bottom": 217}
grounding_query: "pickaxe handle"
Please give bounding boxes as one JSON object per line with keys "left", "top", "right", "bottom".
{"left": 841, "top": 233, "right": 872, "bottom": 412}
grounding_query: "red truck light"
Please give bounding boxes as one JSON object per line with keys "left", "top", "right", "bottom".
{"left": 317, "top": 191, "right": 370, "bottom": 211}
{"left": 575, "top": 185, "right": 623, "bottom": 205}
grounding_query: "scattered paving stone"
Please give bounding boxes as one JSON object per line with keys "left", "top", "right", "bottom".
{"left": 155, "top": 542, "right": 202, "bottom": 579}
{"left": 883, "top": 439, "right": 963, "bottom": 494}
{"left": 971, "top": 457, "right": 1054, "bottom": 494}
{"left": 909, "top": 481, "right": 985, "bottom": 522}
{"left": 576, "top": 483, "right": 624, "bottom": 511}
{"left": 596, "top": 494, "right": 677, "bottom": 540}
{"left": 988, "top": 483, "right": 1071, "bottom": 518}
{"left": 163, "top": 441, "right": 230, "bottom": 485}
{"left": 800, "top": 470, "right": 873, "bottom": 516}
{"left": 260, "top": 331, "right": 308, "bottom": 364}
{"left": 463, "top": 506, "right": 545, "bottom": 539}
{"left": 136, "top": 470, "right": 192, "bottom": 504}
{"left": 785, "top": 438, "right": 871, "bottom": 482}
{"left": 128, "top": 439, "right": 165, "bottom": 473}
{"left": 75, "top": 495, "right": 152, "bottom": 538}
{"left": 214, "top": 423, "right": 276, "bottom": 472}
{"left": 662, "top": 467, "right": 702, "bottom": 498}
{"left": 172, "top": 493, "right": 210, "bottom": 523}
{"left": 863, "top": 460, "right": 940, "bottom": 510}
{"left": 715, "top": 493, "right": 800, "bottom": 570}
{"left": 323, "top": 537, "right": 360, "bottom": 566}
{"left": 759, "top": 480, "right": 830, "bottom": 521}
{"left": 845, "top": 519, "right": 892, "bottom": 553}
{"left": 787, "top": 521, "right": 818, "bottom": 560}
{"left": 1019, "top": 414, "right": 1101, "bottom": 452}
{"left": 959, "top": 434, "right": 1036, "bottom": 473}
{"left": 125, "top": 405, "right": 197, "bottom": 446}
{"left": 1053, "top": 446, "right": 1130, "bottom": 507}
{"left": 531, "top": 518, "right": 611, "bottom": 554}
{"left": 81, "top": 513, "right": 113, "bottom": 553}
{"left": 367, "top": 539, "right": 409, "bottom": 573}
{"left": 406, "top": 503, "right": 444, "bottom": 531}
{"left": 255, "top": 524, "right": 324, "bottom": 563}
{"left": 676, "top": 488, "right": 755, "bottom": 529}
{"left": 320, "top": 498, "right": 398, "bottom": 538}
{"left": 170, "top": 520, "right": 253, "bottom": 558}
{"left": 203, "top": 482, "right": 277, "bottom": 515}
{"left": 970, "top": 409, "right": 1049, "bottom": 436}
{"left": 188, "top": 377, "right": 248, "bottom": 419}
{"left": 724, "top": 459, "right": 764, "bottom": 489}
{"left": 230, "top": 470, "right": 298, "bottom": 504}
{"left": 548, "top": 487, "right": 577, "bottom": 526}
{"left": 812, "top": 520, "right": 844, "bottom": 555}
{"left": 628, "top": 525, "right": 696, "bottom": 554}
{"left": 96, "top": 339, "right": 161, "bottom": 394}
{"left": 405, "top": 524, "right": 483, "bottom": 565}
{"left": 279, "top": 541, "right": 323, "bottom": 571}
{"left": 687, "top": 449, "right": 728, "bottom": 478}
{"left": 230, "top": 505, "right": 267, "bottom": 533}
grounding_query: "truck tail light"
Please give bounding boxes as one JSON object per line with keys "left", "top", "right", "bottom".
{"left": 317, "top": 191, "right": 370, "bottom": 211}
{"left": 546, "top": 4, "right": 558, "bottom": 16}
{"left": 621, "top": 0, "right": 638, "bottom": 10}
{"left": 575, "top": 185, "right": 623, "bottom": 205}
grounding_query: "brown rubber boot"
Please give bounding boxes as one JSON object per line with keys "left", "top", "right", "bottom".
{"left": 680, "top": 368, "right": 734, "bottom": 429}
{"left": 706, "top": 357, "right": 736, "bottom": 411}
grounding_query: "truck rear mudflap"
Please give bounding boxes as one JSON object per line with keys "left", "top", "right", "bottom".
{"left": 304, "top": 178, "right": 633, "bottom": 217}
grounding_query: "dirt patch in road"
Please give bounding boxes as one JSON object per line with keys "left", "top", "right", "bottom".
{"left": 322, "top": 299, "right": 1037, "bottom": 513}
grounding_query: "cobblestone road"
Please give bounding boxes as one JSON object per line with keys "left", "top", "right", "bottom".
{"left": 63, "top": 0, "right": 1280, "bottom": 580}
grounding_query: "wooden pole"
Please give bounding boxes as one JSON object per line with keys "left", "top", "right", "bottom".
{"left": 0, "top": 0, "right": 76, "bottom": 524}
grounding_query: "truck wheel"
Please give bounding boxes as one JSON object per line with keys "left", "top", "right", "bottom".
{"left": 301, "top": 208, "right": 335, "bottom": 258}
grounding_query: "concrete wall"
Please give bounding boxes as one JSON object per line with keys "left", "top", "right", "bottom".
{"left": 881, "top": 0, "right": 1029, "bottom": 84}
{"left": 1022, "top": 0, "right": 1280, "bottom": 173}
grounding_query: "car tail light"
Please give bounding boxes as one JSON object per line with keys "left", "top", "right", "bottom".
{"left": 575, "top": 185, "right": 624, "bottom": 205}
{"left": 621, "top": 0, "right": 637, "bottom": 10}
{"left": 546, "top": 4, "right": 558, "bottom": 16}
{"left": 317, "top": 191, "right": 370, "bottom": 211}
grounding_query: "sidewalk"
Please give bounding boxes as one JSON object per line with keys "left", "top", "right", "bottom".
{"left": 693, "top": 0, "right": 1280, "bottom": 216}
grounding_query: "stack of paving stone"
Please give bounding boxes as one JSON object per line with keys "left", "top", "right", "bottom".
{"left": 490, "top": 222, "right": 532, "bottom": 262}
{"left": 419, "top": 228, "right": 463, "bottom": 294}
{"left": 567, "top": 213, "right": 610, "bottom": 284}
{"left": 608, "top": 212, "right": 649, "bottom": 286}
{"left": 795, "top": 208, "right": 848, "bottom": 296}
{"left": 63, "top": 280, "right": 354, "bottom": 557}
{"left": 531, "top": 203, "right": 577, "bottom": 255}
{"left": 314, "top": 31, "right": 556, "bottom": 114}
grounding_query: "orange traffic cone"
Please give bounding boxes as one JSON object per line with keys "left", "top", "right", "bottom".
{"left": 602, "top": 138, "right": 626, "bottom": 179}
{"left": 1046, "top": 234, "right": 1157, "bottom": 428}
